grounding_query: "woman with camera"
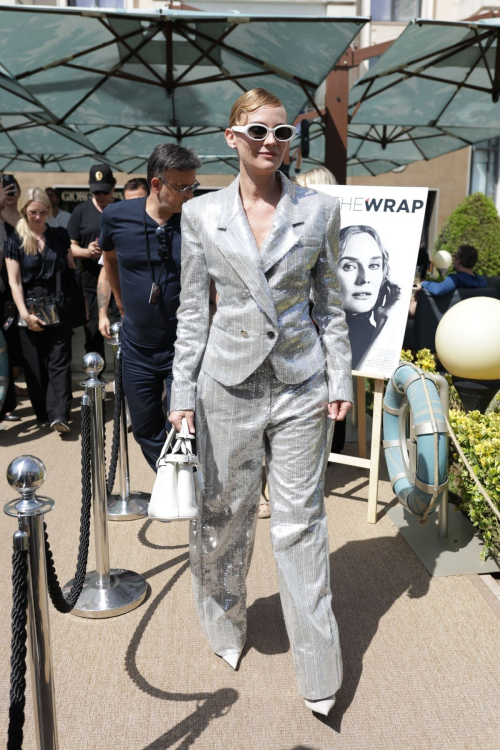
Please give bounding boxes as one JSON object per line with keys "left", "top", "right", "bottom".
{"left": 0, "top": 174, "right": 22, "bottom": 423}
{"left": 5, "top": 187, "right": 76, "bottom": 432}
{"left": 169, "top": 88, "right": 352, "bottom": 716}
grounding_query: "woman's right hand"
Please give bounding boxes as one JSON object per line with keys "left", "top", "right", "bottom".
{"left": 24, "top": 313, "right": 45, "bottom": 332}
{"left": 0, "top": 183, "right": 14, "bottom": 210}
{"left": 169, "top": 409, "right": 195, "bottom": 434}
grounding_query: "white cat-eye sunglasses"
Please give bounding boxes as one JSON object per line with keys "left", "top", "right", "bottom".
{"left": 231, "top": 123, "right": 297, "bottom": 142}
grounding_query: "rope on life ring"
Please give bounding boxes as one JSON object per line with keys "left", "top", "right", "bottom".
{"left": 0, "top": 330, "right": 9, "bottom": 412}
{"left": 382, "top": 362, "right": 448, "bottom": 524}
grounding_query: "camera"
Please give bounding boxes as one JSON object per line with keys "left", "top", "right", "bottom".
{"left": 1, "top": 174, "right": 16, "bottom": 195}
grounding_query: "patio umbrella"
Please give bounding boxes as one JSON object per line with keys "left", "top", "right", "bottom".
{"left": 0, "top": 153, "right": 122, "bottom": 173}
{"left": 81, "top": 123, "right": 229, "bottom": 158}
{"left": 349, "top": 18, "right": 500, "bottom": 130}
{"left": 287, "top": 15, "right": 500, "bottom": 180}
{"left": 0, "top": 113, "right": 120, "bottom": 172}
{"left": 289, "top": 119, "right": 500, "bottom": 177}
{"left": 0, "top": 68, "right": 44, "bottom": 115}
{"left": 0, "top": 5, "right": 368, "bottom": 129}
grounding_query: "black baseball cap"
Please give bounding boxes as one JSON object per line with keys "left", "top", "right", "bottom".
{"left": 89, "top": 164, "right": 114, "bottom": 193}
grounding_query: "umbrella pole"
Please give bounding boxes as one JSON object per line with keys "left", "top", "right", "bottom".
{"left": 325, "top": 62, "right": 349, "bottom": 185}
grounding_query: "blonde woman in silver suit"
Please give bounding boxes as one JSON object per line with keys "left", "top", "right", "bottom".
{"left": 169, "top": 88, "right": 353, "bottom": 716}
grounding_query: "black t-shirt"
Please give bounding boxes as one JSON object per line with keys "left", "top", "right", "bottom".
{"left": 4, "top": 226, "right": 70, "bottom": 295}
{"left": 67, "top": 199, "right": 117, "bottom": 291}
{"left": 99, "top": 197, "right": 181, "bottom": 349}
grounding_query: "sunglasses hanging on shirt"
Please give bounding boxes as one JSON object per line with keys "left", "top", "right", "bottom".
{"left": 144, "top": 204, "right": 174, "bottom": 305}
{"left": 156, "top": 224, "right": 173, "bottom": 265}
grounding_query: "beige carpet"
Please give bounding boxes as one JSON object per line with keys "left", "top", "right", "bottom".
{"left": 1, "top": 391, "right": 500, "bottom": 749}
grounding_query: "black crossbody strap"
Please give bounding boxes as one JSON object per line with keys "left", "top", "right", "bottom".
{"left": 143, "top": 200, "right": 165, "bottom": 290}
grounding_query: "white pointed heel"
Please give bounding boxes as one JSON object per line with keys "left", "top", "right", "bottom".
{"left": 304, "top": 696, "right": 336, "bottom": 716}
{"left": 222, "top": 652, "right": 241, "bottom": 670}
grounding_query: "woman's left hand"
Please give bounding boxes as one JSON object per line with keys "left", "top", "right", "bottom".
{"left": 328, "top": 401, "right": 352, "bottom": 421}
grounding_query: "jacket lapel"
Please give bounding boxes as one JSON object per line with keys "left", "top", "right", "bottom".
{"left": 216, "top": 177, "right": 278, "bottom": 325}
{"left": 259, "top": 173, "right": 304, "bottom": 273}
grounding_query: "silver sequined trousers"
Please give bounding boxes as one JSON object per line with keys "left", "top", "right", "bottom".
{"left": 191, "top": 359, "right": 342, "bottom": 700}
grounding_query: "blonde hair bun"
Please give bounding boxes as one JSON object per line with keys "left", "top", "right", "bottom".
{"left": 229, "top": 88, "right": 284, "bottom": 127}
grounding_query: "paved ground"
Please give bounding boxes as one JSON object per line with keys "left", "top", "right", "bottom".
{"left": 1, "top": 388, "right": 500, "bottom": 750}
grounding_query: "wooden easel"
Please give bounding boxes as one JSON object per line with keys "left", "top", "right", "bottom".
{"left": 328, "top": 371, "right": 387, "bottom": 523}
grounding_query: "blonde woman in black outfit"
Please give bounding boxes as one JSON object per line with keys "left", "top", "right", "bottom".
{"left": 0, "top": 175, "right": 22, "bottom": 423}
{"left": 5, "top": 188, "right": 76, "bottom": 432}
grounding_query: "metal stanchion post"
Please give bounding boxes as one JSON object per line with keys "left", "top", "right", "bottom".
{"left": 5, "top": 456, "right": 59, "bottom": 750}
{"left": 63, "top": 353, "right": 147, "bottom": 618}
{"left": 434, "top": 373, "right": 450, "bottom": 539}
{"left": 107, "top": 322, "right": 150, "bottom": 520}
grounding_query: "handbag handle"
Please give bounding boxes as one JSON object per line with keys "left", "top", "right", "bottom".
{"left": 157, "top": 425, "right": 176, "bottom": 465}
{"left": 180, "top": 417, "right": 194, "bottom": 442}
{"left": 157, "top": 418, "right": 196, "bottom": 469}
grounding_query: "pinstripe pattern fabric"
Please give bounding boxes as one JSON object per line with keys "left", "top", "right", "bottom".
{"left": 192, "top": 361, "right": 342, "bottom": 700}
{"left": 170, "top": 171, "right": 353, "bottom": 412}
{"left": 169, "top": 171, "right": 353, "bottom": 700}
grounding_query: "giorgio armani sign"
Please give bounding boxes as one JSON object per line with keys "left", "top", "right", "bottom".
{"left": 55, "top": 186, "right": 124, "bottom": 213}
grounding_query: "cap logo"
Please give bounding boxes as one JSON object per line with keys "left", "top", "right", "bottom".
{"left": 96, "top": 171, "right": 103, "bottom": 181}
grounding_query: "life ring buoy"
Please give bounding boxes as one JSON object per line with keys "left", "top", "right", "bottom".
{"left": 383, "top": 363, "right": 448, "bottom": 522}
{"left": 0, "top": 330, "right": 9, "bottom": 412}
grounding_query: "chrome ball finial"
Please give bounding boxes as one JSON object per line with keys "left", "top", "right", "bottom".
{"left": 7, "top": 455, "right": 46, "bottom": 496}
{"left": 110, "top": 322, "right": 122, "bottom": 338}
{"left": 82, "top": 352, "right": 105, "bottom": 377}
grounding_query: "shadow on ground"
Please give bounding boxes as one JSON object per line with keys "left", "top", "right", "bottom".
{"left": 247, "top": 535, "right": 431, "bottom": 733}
{"left": 138, "top": 519, "right": 189, "bottom": 552}
{"left": 0, "top": 393, "right": 114, "bottom": 447}
{"left": 126, "top": 526, "right": 431, "bottom": 744}
{"left": 125, "top": 552, "right": 238, "bottom": 749}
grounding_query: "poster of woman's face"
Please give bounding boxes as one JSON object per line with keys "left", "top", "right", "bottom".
{"left": 313, "top": 186, "right": 428, "bottom": 377}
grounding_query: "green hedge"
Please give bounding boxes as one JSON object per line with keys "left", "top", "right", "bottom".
{"left": 449, "top": 410, "right": 500, "bottom": 560}
{"left": 434, "top": 192, "right": 500, "bottom": 277}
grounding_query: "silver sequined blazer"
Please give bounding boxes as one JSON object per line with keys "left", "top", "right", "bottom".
{"left": 170, "top": 172, "right": 353, "bottom": 412}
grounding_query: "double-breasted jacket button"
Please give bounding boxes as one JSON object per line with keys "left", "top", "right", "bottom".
{"left": 266, "top": 331, "right": 275, "bottom": 339}
{"left": 241, "top": 331, "right": 249, "bottom": 338}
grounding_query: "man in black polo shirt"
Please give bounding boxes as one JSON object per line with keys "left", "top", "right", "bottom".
{"left": 68, "top": 164, "right": 119, "bottom": 359}
{"left": 100, "top": 144, "right": 201, "bottom": 470}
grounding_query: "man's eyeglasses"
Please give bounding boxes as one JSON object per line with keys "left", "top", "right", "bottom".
{"left": 156, "top": 224, "right": 173, "bottom": 265}
{"left": 159, "top": 176, "right": 200, "bottom": 195}
{"left": 93, "top": 190, "right": 112, "bottom": 196}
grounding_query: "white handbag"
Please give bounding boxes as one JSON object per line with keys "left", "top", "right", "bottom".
{"left": 148, "top": 418, "right": 204, "bottom": 522}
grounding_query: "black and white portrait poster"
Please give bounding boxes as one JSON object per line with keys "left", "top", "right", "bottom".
{"left": 313, "top": 185, "right": 428, "bottom": 378}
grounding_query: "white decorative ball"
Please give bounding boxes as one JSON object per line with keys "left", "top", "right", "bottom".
{"left": 435, "top": 297, "right": 500, "bottom": 379}
{"left": 432, "top": 250, "right": 453, "bottom": 271}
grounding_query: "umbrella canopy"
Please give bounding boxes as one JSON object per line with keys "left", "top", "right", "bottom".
{"left": 0, "top": 5, "right": 367, "bottom": 129}
{"left": 0, "top": 113, "right": 120, "bottom": 172}
{"left": 288, "top": 17, "right": 500, "bottom": 180}
{"left": 347, "top": 122, "right": 500, "bottom": 175}
{"left": 350, "top": 18, "right": 500, "bottom": 129}
{"left": 289, "top": 119, "right": 500, "bottom": 177}
{"left": 78, "top": 124, "right": 237, "bottom": 173}
{"left": 81, "top": 124, "right": 228, "bottom": 158}
{"left": 0, "top": 153, "right": 121, "bottom": 173}
{"left": 0, "top": 67, "right": 44, "bottom": 115}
